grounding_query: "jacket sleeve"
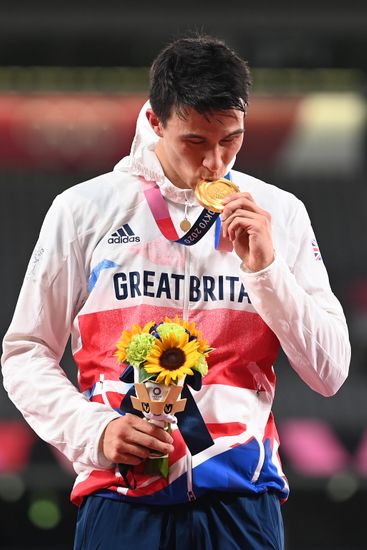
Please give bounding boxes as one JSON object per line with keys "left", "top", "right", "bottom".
{"left": 240, "top": 198, "right": 350, "bottom": 397}
{"left": 1, "top": 195, "right": 120, "bottom": 469}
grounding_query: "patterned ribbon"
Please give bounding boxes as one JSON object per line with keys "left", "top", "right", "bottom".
{"left": 141, "top": 175, "right": 233, "bottom": 251}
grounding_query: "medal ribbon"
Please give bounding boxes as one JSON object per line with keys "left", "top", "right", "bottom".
{"left": 141, "top": 176, "right": 233, "bottom": 251}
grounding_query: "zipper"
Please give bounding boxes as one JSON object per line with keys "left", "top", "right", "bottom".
{"left": 182, "top": 225, "right": 195, "bottom": 501}
{"left": 182, "top": 241, "right": 190, "bottom": 322}
{"left": 186, "top": 452, "right": 196, "bottom": 502}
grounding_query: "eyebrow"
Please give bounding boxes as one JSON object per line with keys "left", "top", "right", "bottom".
{"left": 181, "top": 128, "right": 245, "bottom": 140}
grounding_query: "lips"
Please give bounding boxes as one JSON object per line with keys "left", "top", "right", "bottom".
{"left": 200, "top": 176, "right": 221, "bottom": 182}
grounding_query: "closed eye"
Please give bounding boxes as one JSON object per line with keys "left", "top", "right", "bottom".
{"left": 185, "top": 138, "right": 206, "bottom": 144}
{"left": 220, "top": 132, "right": 245, "bottom": 144}
{"left": 220, "top": 136, "right": 238, "bottom": 144}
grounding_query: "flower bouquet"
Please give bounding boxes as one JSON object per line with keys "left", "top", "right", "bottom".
{"left": 115, "top": 316, "right": 213, "bottom": 478}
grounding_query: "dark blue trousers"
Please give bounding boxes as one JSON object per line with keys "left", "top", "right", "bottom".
{"left": 74, "top": 491, "right": 284, "bottom": 550}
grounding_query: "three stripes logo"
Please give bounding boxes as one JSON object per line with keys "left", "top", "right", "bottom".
{"left": 108, "top": 224, "right": 140, "bottom": 244}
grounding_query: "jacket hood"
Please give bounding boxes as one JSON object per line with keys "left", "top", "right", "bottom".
{"left": 114, "top": 100, "right": 236, "bottom": 206}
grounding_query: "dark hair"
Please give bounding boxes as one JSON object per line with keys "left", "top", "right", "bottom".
{"left": 149, "top": 34, "right": 251, "bottom": 125}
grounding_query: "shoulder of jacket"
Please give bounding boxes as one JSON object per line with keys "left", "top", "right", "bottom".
{"left": 59, "top": 170, "right": 138, "bottom": 203}
{"left": 50, "top": 170, "right": 143, "bottom": 240}
{"left": 54, "top": 170, "right": 143, "bottom": 217}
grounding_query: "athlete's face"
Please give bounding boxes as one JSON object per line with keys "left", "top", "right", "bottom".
{"left": 147, "top": 107, "right": 245, "bottom": 190}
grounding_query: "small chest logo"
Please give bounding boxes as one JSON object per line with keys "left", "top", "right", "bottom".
{"left": 108, "top": 224, "right": 140, "bottom": 244}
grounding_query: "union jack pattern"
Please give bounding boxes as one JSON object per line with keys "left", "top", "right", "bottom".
{"left": 312, "top": 238, "right": 322, "bottom": 261}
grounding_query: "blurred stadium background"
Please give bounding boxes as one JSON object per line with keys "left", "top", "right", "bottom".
{"left": 1, "top": 1, "right": 367, "bottom": 548}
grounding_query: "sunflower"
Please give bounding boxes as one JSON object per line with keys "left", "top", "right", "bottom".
{"left": 144, "top": 331, "right": 201, "bottom": 385}
{"left": 165, "top": 316, "right": 210, "bottom": 354}
{"left": 114, "top": 321, "right": 155, "bottom": 363}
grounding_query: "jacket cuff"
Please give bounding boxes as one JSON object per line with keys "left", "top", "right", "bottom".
{"left": 240, "top": 252, "right": 277, "bottom": 277}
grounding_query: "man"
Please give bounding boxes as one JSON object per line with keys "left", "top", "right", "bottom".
{"left": 1, "top": 35, "right": 350, "bottom": 549}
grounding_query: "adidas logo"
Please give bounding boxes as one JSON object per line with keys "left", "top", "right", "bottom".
{"left": 108, "top": 224, "right": 141, "bottom": 244}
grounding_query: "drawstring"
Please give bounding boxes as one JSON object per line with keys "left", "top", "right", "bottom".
{"left": 184, "top": 194, "right": 189, "bottom": 220}
{"left": 180, "top": 194, "right": 192, "bottom": 231}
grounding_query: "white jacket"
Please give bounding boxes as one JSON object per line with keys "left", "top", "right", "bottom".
{"left": 1, "top": 101, "right": 350, "bottom": 505}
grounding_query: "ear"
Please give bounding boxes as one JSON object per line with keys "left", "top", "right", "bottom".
{"left": 146, "top": 108, "right": 164, "bottom": 137}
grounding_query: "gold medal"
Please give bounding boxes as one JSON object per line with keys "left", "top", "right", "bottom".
{"left": 180, "top": 218, "right": 192, "bottom": 231}
{"left": 194, "top": 178, "right": 240, "bottom": 212}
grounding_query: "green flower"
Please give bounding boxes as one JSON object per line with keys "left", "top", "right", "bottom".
{"left": 193, "top": 354, "right": 209, "bottom": 376}
{"left": 126, "top": 333, "right": 156, "bottom": 368}
{"left": 156, "top": 322, "right": 186, "bottom": 340}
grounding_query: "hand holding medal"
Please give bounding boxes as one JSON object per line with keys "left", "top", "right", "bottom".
{"left": 215, "top": 182, "right": 275, "bottom": 272}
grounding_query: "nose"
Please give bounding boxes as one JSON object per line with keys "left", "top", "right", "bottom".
{"left": 202, "top": 146, "right": 224, "bottom": 174}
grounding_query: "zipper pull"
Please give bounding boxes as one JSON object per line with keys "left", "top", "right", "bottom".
{"left": 187, "top": 490, "right": 196, "bottom": 502}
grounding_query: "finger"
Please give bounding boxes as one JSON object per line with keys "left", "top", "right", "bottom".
{"left": 221, "top": 200, "right": 258, "bottom": 223}
{"left": 221, "top": 192, "right": 257, "bottom": 217}
{"left": 223, "top": 201, "right": 268, "bottom": 221}
{"left": 225, "top": 214, "right": 265, "bottom": 242}
{"left": 116, "top": 442, "right": 151, "bottom": 463}
{"left": 128, "top": 430, "right": 174, "bottom": 456}
{"left": 129, "top": 416, "right": 174, "bottom": 444}
{"left": 119, "top": 454, "right": 144, "bottom": 466}
{"left": 221, "top": 209, "right": 260, "bottom": 238}
{"left": 223, "top": 208, "right": 261, "bottom": 224}
{"left": 222, "top": 196, "right": 269, "bottom": 222}
{"left": 103, "top": 439, "right": 149, "bottom": 465}
{"left": 106, "top": 430, "right": 173, "bottom": 464}
{"left": 222, "top": 191, "right": 255, "bottom": 207}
